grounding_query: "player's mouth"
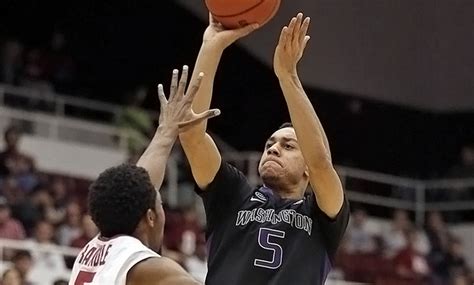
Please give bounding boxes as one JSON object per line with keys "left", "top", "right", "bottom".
{"left": 263, "top": 158, "right": 283, "bottom": 167}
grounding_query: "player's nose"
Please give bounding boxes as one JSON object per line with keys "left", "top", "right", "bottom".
{"left": 267, "top": 144, "right": 280, "bottom": 156}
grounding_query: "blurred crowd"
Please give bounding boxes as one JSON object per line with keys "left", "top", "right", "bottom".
{"left": 1, "top": 121, "right": 474, "bottom": 285}
{"left": 338, "top": 208, "right": 473, "bottom": 285}
{"left": 0, "top": 119, "right": 472, "bottom": 285}
{"left": 0, "top": 33, "right": 77, "bottom": 95}
{"left": 0, "top": 125, "right": 207, "bottom": 284}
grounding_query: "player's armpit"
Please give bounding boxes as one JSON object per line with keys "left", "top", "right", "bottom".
{"left": 308, "top": 164, "right": 345, "bottom": 219}
{"left": 126, "top": 257, "right": 201, "bottom": 285}
{"left": 179, "top": 132, "right": 222, "bottom": 190}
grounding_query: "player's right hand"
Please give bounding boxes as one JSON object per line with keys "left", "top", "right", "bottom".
{"left": 157, "top": 65, "right": 221, "bottom": 133}
{"left": 203, "top": 13, "right": 259, "bottom": 50}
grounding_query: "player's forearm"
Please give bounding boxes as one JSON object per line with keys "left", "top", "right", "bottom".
{"left": 136, "top": 126, "right": 177, "bottom": 188}
{"left": 279, "top": 74, "right": 344, "bottom": 217}
{"left": 180, "top": 43, "right": 223, "bottom": 141}
{"left": 278, "top": 74, "right": 332, "bottom": 167}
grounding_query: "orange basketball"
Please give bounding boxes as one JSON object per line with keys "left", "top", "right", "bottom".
{"left": 205, "top": 0, "right": 281, "bottom": 29}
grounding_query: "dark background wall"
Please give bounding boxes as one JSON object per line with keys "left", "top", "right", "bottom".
{"left": 1, "top": 0, "right": 473, "bottom": 177}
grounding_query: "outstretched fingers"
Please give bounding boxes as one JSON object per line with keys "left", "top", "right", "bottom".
{"left": 175, "top": 65, "right": 189, "bottom": 101}
{"left": 157, "top": 83, "right": 167, "bottom": 113}
{"left": 278, "top": 26, "right": 289, "bottom": 47}
{"left": 299, "top": 17, "right": 311, "bottom": 46}
{"left": 169, "top": 68, "right": 179, "bottom": 101}
{"left": 292, "top": 13, "right": 303, "bottom": 46}
{"left": 178, "top": 109, "right": 221, "bottom": 131}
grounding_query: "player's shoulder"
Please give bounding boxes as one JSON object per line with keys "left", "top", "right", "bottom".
{"left": 126, "top": 256, "right": 200, "bottom": 285}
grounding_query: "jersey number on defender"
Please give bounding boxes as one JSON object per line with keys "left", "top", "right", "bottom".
{"left": 74, "top": 271, "right": 96, "bottom": 285}
{"left": 254, "top": 228, "right": 285, "bottom": 269}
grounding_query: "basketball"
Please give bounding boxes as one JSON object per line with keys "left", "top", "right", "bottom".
{"left": 205, "top": 0, "right": 281, "bottom": 29}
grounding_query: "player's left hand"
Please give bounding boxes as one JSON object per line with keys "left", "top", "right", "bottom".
{"left": 273, "top": 13, "right": 310, "bottom": 78}
{"left": 157, "top": 65, "right": 221, "bottom": 133}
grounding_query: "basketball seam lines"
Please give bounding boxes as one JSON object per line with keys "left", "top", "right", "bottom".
{"left": 210, "top": 0, "right": 265, "bottom": 18}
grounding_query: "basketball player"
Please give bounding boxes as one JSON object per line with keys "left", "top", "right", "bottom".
{"left": 179, "top": 13, "right": 349, "bottom": 284}
{"left": 69, "top": 67, "right": 220, "bottom": 285}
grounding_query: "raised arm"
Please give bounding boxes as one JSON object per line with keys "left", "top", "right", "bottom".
{"left": 273, "top": 13, "right": 344, "bottom": 218}
{"left": 179, "top": 14, "right": 258, "bottom": 189}
{"left": 136, "top": 67, "right": 220, "bottom": 188}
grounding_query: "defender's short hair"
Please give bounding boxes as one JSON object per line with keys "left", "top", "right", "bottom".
{"left": 88, "top": 164, "right": 156, "bottom": 237}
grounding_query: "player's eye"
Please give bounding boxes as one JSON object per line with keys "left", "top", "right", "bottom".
{"left": 265, "top": 143, "right": 273, "bottom": 149}
{"left": 284, "top": 144, "right": 294, "bottom": 150}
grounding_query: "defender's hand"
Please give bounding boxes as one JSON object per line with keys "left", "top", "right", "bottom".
{"left": 274, "top": 13, "right": 311, "bottom": 78}
{"left": 157, "top": 65, "right": 221, "bottom": 133}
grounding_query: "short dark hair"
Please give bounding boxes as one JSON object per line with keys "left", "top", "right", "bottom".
{"left": 278, "top": 122, "right": 293, "bottom": 129}
{"left": 12, "top": 250, "right": 31, "bottom": 262}
{"left": 88, "top": 164, "right": 156, "bottom": 237}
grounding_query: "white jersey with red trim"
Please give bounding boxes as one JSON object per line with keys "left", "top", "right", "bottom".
{"left": 69, "top": 235, "right": 159, "bottom": 285}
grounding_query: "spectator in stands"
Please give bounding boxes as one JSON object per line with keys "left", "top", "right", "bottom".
{"left": 341, "top": 208, "right": 376, "bottom": 254}
{"left": 0, "top": 40, "right": 23, "bottom": 85}
{"left": 70, "top": 214, "right": 98, "bottom": 248}
{"left": 426, "top": 211, "right": 453, "bottom": 279}
{"left": 0, "top": 196, "right": 25, "bottom": 240}
{"left": 184, "top": 234, "right": 208, "bottom": 283}
{"left": 1, "top": 268, "right": 22, "bottom": 285}
{"left": 164, "top": 205, "right": 202, "bottom": 257}
{"left": 25, "top": 220, "right": 67, "bottom": 283}
{"left": 383, "top": 209, "right": 430, "bottom": 257}
{"left": 56, "top": 201, "right": 82, "bottom": 246}
{"left": 50, "top": 177, "right": 69, "bottom": 217}
{"left": 0, "top": 126, "right": 37, "bottom": 193}
{"left": 437, "top": 236, "right": 472, "bottom": 284}
{"left": 19, "top": 48, "right": 53, "bottom": 92}
{"left": 393, "top": 228, "right": 430, "bottom": 282}
{"left": 44, "top": 31, "right": 77, "bottom": 94}
{"left": 0, "top": 178, "right": 23, "bottom": 210}
{"left": 10, "top": 186, "right": 50, "bottom": 236}
{"left": 10, "top": 250, "right": 33, "bottom": 285}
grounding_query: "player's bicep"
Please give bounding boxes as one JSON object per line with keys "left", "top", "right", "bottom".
{"left": 308, "top": 165, "right": 345, "bottom": 218}
{"left": 179, "top": 132, "right": 221, "bottom": 189}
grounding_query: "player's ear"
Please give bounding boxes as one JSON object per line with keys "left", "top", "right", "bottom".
{"left": 146, "top": 209, "right": 156, "bottom": 227}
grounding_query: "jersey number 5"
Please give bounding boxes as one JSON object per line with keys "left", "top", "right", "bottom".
{"left": 254, "top": 228, "right": 285, "bottom": 269}
{"left": 74, "top": 271, "right": 96, "bottom": 285}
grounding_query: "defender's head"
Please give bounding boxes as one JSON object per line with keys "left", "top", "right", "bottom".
{"left": 258, "top": 123, "right": 309, "bottom": 195}
{"left": 88, "top": 164, "right": 165, "bottom": 252}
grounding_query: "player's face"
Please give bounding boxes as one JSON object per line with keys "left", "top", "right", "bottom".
{"left": 258, "top": 127, "right": 308, "bottom": 187}
{"left": 148, "top": 191, "right": 165, "bottom": 252}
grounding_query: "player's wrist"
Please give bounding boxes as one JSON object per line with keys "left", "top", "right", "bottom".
{"left": 201, "top": 39, "right": 227, "bottom": 53}
{"left": 155, "top": 125, "right": 178, "bottom": 138}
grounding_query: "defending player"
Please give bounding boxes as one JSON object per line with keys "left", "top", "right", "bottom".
{"left": 69, "top": 67, "right": 219, "bottom": 285}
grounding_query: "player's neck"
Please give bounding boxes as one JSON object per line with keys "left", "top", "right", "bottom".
{"left": 264, "top": 183, "right": 304, "bottom": 200}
